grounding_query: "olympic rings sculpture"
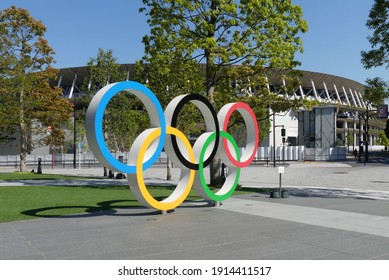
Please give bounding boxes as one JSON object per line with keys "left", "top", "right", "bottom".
{"left": 86, "top": 81, "right": 259, "bottom": 211}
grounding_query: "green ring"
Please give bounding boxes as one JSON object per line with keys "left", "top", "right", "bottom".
{"left": 198, "top": 131, "right": 241, "bottom": 201}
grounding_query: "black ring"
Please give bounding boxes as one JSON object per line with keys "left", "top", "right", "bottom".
{"left": 170, "top": 94, "right": 220, "bottom": 170}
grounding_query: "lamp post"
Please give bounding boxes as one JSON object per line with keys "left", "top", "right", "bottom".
{"left": 358, "top": 107, "right": 375, "bottom": 164}
{"left": 365, "top": 109, "right": 369, "bottom": 163}
{"left": 352, "top": 115, "right": 355, "bottom": 153}
{"left": 273, "top": 111, "right": 276, "bottom": 167}
{"left": 73, "top": 87, "right": 77, "bottom": 169}
{"left": 358, "top": 114, "right": 362, "bottom": 163}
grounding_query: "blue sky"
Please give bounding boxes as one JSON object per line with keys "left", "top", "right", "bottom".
{"left": 0, "top": 0, "right": 387, "bottom": 84}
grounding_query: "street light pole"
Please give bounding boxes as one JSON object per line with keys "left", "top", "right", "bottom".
{"left": 365, "top": 109, "right": 369, "bottom": 163}
{"left": 358, "top": 107, "right": 374, "bottom": 164}
{"left": 273, "top": 111, "right": 276, "bottom": 167}
{"left": 73, "top": 88, "right": 77, "bottom": 169}
{"left": 358, "top": 115, "right": 362, "bottom": 163}
{"left": 352, "top": 116, "right": 355, "bottom": 153}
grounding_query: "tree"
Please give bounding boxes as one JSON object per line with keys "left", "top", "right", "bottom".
{"left": 385, "top": 119, "right": 389, "bottom": 139}
{"left": 378, "top": 131, "right": 389, "bottom": 147}
{"left": 346, "top": 131, "right": 354, "bottom": 153}
{"left": 0, "top": 6, "right": 72, "bottom": 172}
{"left": 364, "top": 77, "right": 389, "bottom": 106}
{"left": 139, "top": 0, "right": 307, "bottom": 185}
{"left": 134, "top": 57, "right": 205, "bottom": 180}
{"left": 82, "top": 49, "right": 149, "bottom": 153}
{"left": 361, "top": 0, "right": 389, "bottom": 69}
{"left": 361, "top": 0, "right": 389, "bottom": 104}
{"left": 84, "top": 48, "right": 127, "bottom": 93}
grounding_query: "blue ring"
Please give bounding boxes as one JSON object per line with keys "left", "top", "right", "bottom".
{"left": 94, "top": 81, "right": 166, "bottom": 173}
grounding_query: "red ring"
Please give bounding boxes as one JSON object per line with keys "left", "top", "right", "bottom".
{"left": 222, "top": 102, "right": 259, "bottom": 168}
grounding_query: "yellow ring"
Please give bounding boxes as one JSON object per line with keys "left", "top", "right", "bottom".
{"left": 136, "top": 126, "right": 195, "bottom": 210}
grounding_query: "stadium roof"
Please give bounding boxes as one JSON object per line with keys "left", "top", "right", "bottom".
{"left": 55, "top": 64, "right": 367, "bottom": 109}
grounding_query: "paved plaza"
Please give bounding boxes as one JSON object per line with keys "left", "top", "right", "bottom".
{"left": 1, "top": 159, "right": 389, "bottom": 259}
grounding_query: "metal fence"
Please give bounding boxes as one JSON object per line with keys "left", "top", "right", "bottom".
{"left": 253, "top": 146, "right": 305, "bottom": 162}
{"left": 3, "top": 145, "right": 384, "bottom": 168}
{"left": 0, "top": 152, "right": 169, "bottom": 169}
{"left": 0, "top": 154, "right": 100, "bottom": 169}
{"left": 0, "top": 147, "right": 310, "bottom": 169}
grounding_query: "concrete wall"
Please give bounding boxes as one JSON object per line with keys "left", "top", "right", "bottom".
{"left": 298, "top": 106, "right": 337, "bottom": 149}
{"left": 262, "top": 109, "right": 299, "bottom": 147}
{"left": 304, "top": 147, "right": 346, "bottom": 161}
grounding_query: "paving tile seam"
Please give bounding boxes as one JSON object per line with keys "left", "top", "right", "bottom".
{"left": 265, "top": 229, "right": 389, "bottom": 258}
{"left": 10, "top": 224, "right": 48, "bottom": 259}
{"left": 39, "top": 237, "right": 261, "bottom": 259}
{"left": 313, "top": 252, "right": 365, "bottom": 260}
{"left": 243, "top": 185, "right": 389, "bottom": 198}
{"left": 227, "top": 197, "right": 389, "bottom": 220}
{"left": 39, "top": 242, "right": 132, "bottom": 260}
{"left": 312, "top": 237, "right": 385, "bottom": 255}
{"left": 273, "top": 246, "right": 354, "bottom": 260}
{"left": 367, "top": 252, "right": 389, "bottom": 260}
{"left": 219, "top": 198, "right": 389, "bottom": 238}
{"left": 122, "top": 243, "right": 227, "bottom": 259}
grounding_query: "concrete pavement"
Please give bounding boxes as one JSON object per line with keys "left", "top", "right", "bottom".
{"left": 1, "top": 161, "right": 389, "bottom": 259}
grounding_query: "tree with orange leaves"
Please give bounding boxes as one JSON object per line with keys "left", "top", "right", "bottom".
{"left": 0, "top": 6, "right": 72, "bottom": 171}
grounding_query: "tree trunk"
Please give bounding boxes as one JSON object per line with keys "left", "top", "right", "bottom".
{"left": 210, "top": 154, "right": 221, "bottom": 186}
{"left": 206, "top": 66, "right": 221, "bottom": 185}
{"left": 19, "top": 90, "right": 28, "bottom": 172}
{"left": 206, "top": 0, "right": 220, "bottom": 186}
{"left": 19, "top": 142, "right": 28, "bottom": 172}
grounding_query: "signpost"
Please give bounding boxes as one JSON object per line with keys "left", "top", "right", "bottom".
{"left": 270, "top": 166, "right": 288, "bottom": 198}
{"left": 278, "top": 166, "right": 284, "bottom": 195}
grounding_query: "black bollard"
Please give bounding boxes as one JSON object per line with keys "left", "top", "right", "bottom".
{"left": 116, "top": 156, "right": 125, "bottom": 179}
{"left": 221, "top": 163, "right": 227, "bottom": 184}
{"left": 37, "top": 158, "right": 42, "bottom": 174}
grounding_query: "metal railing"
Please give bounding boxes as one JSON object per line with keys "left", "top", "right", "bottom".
{"left": 0, "top": 153, "right": 169, "bottom": 169}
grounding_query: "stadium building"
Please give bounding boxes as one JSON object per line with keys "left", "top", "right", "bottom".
{"left": 0, "top": 65, "right": 386, "bottom": 165}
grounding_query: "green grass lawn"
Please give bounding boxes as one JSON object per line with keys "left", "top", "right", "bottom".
{"left": 0, "top": 184, "right": 206, "bottom": 223}
{"left": 0, "top": 172, "right": 266, "bottom": 223}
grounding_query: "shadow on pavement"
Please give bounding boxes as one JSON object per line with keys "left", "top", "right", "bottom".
{"left": 20, "top": 198, "right": 216, "bottom": 219}
{"left": 21, "top": 199, "right": 163, "bottom": 218}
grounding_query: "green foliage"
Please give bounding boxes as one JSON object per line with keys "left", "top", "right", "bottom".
{"left": 140, "top": 0, "right": 307, "bottom": 97}
{"left": 134, "top": 52, "right": 205, "bottom": 139}
{"left": 139, "top": 0, "right": 307, "bottom": 185}
{"left": 77, "top": 48, "right": 127, "bottom": 152}
{"left": 385, "top": 119, "right": 389, "bottom": 139}
{"left": 83, "top": 48, "right": 127, "bottom": 93}
{"left": 0, "top": 6, "right": 72, "bottom": 171}
{"left": 104, "top": 93, "right": 150, "bottom": 151}
{"left": 361, "top": 0, "right": 389, "bottom": 69}
{"left": 138, "top": 0, "right": 307, "bottom": 139}
{"left": 80, "top": 49, "right": 150, "bottom": 152}
{"left": 364, "top": 77, "right": 389, "bottom": 106}
{"left": 346, "top": 132, "right": 354, "bottom": 147}
{"left": 378, "top": 130, "right": 389, "bottom": 146}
